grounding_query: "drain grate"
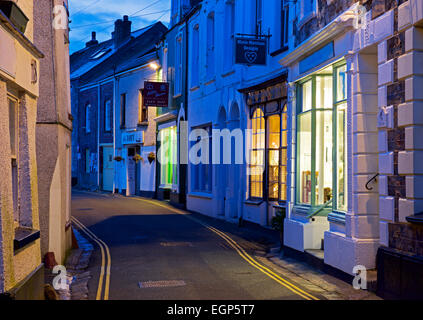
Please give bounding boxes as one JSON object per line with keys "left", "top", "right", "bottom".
{"left": 160, "top": 242, "right": 193, "bottom": 247}
{"left": 138, "top": 280, "right": 186, "bottom": 289}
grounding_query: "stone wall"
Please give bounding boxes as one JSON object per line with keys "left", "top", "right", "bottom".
{"left": 294, "top": 0, "right": 373, "bottom": 47}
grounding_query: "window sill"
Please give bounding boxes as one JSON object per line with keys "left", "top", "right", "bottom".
{"left": 14, "top": 227, "right": 40, "bottom": 252}
{"left": 190, "top": 85, "right": 200, "bottom": 92}
{"left": 188, "top": 191, "right": 213, "bottom": 200}
{"left": 328, "top": 211, "right": 346, "bottom": 225}
{"left": 137, "top": 122, "right": 149, "bottom": 127}
{"left": 221, "top": 69, "right": 235, "bottom": 78}
{"left": 173, "top": 93, "right": 182, "bottom": 99}
{"left": 245, "top": 199, "right": 264, "bottom": 206}
{"left": 204, "top": 78, "right": 215, "bottom": 86}
{"left": 270, "top": 46, "right": 289, "bottom": 57}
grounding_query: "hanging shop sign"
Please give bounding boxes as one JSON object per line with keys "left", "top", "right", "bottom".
{"left": 122, "top": 131, "right": 143, "bottom": 145}
{"left": 246, "top": 83, "right": 287, "bottom": 106}
{"left": 235, "top": 37, "right": 267, "bottom": 66}
{"left": 143, "top": 81, "right": 169, "bottom": 108}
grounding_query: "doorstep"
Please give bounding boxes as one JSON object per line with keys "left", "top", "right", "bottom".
{"left": 283, "top": 246, "right": 378, "bottom": 294}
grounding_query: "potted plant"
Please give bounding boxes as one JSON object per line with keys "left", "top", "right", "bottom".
{"left": 113, "top": 156, "right": 123, "bottom": 162}
{"left": 147, "top": 152, "right": 156, "bottom": 164}
{"left": 133, "top": 154, "right": 143, "bottom": 163}
{"left": 271, "top": 207, "right": 286, "bottom": 250}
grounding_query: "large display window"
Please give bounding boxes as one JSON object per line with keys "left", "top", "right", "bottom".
{"left": 296, "top": 63, "right": 348, "bottom": 213}
{"left": 160, "top": 126, "right": 178, "bottom": 187}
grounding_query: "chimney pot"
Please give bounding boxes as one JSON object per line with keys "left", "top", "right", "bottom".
{"left": 92, "top": 31, "right": 96, "bottom": 40}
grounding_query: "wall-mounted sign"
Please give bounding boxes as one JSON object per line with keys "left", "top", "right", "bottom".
{"left": 122, "top": 131, "right": 143, "bottom": 145}
{"left": 143, "top": 81, "right": 169, "bottom": 108}
{"left": 235, "top": 37, "right": 267, "bottom": 66}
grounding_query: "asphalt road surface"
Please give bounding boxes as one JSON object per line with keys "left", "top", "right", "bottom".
{"left": 71, "top": 190, "right": 323, "bottom": 300}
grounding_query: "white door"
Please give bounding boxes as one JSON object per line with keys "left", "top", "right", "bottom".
{"left": 102, "top": 147, "right": 114, "bottom": 192}
{"left": 127, "top": 148, "right": 136, "bottom": 195}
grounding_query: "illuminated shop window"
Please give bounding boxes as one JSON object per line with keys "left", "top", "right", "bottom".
{"left": 296, "top": 63, "right": 348, "bottom": 212}
{"left": 160, "top": 126, "right": 178, "bottom": 187}
{"left": 249, "top": 103, "right": 288, "bottom": 201}
{"left": 249, "top": 108, "right": 265, "bottom": 199}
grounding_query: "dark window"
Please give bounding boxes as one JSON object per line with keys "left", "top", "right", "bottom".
{"left": 105, "top": 100, "right": 112, "bottom": 132}
{"left": 120, "top": 94, "right": 126, "bottom": 128}
{"left": 281, "top": 0, "right": 289, "bottom": 48}
{"left": 139, "top": 90, "right": 147, "bottom": 123}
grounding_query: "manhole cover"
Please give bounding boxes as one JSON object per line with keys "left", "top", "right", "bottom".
{"left": 138, "top": 280, "right": 186, "bottom": 288}
{"left": 160, "top": 242, "right": 193, "bottom": 247}
{"left": 77, "top": 208, "right": 93, "bottom": 211}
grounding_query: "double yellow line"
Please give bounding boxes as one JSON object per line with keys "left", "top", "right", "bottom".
{"left": 71, "top": 216, "right": 111, "bottom": 300}
{"left": 137, "top": 199, "right": 319, "bottom": 301}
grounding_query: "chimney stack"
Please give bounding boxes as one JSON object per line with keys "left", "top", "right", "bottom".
{"left": 113, "top": 15, "right": 132, "bottom": 48}
{"left": 85, "top": 31, "right": 99, "bottom": 47}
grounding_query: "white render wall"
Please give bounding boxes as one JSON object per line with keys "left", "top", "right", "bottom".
{"left": 186, "top": 0, "right": 288, "bottom": 225}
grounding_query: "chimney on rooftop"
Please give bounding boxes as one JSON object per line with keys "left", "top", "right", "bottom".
{"left": 113, "top": 15, "right": 132, "bottom": 48}
{"left": 86, "top": 31, "right": 99, "bottom": 47}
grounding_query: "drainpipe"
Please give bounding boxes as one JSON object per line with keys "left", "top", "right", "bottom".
{"left": 112, "top": 66, "right": 117, "bottom": 194}
{"left": 97, "top": 84, "right": 101, "bottom": 190}
{"left": 183, "top": 17, "right": 189, "bottom": 206}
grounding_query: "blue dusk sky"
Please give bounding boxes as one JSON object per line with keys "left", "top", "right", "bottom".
{"left": 69, "top": 0, "right": 171, "bottom": 53}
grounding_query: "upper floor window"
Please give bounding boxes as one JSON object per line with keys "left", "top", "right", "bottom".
{"left": 281, "top": 0, "right": 289, "bottom": 48}
{"left": 224, "top": 0, "right": 235, "bottom": 71}
{"left": 8, "top": 97, "right": 19, "bottom": 222}
{"left": 255, "top": 0, "right": 263, "bottom": 35}
{"left": 139, "top": 90, "right": 148, "bottom": 123}
{"left": 206, "top": 12, "right": 215, "bottom": 80}
{"left": 85, "top": 104, "right": 91, "bottom": 133}
{"left": 298, "top": 0, "right": 317, "bottom": 26}
{"left": 175, "top": 34, "right": 183, "bottom": 95}
{"left": 120, "top": 94, "right": 126, "bottom": 128}
{"left": 191, "top": 24, "right": 200, "bottom": 87}
{"left": 105, "top": 100, "right": 112, "bottom": 132}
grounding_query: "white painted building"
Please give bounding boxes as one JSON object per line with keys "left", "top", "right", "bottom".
{"left": 186, "top": 0, "right": 291, "bottom": 225}
{"left": 279, "top": 0, "right": 423, "bottom": 282}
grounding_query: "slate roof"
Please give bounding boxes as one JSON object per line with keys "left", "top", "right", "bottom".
{"left": 70, "top": 21, "right": 167, "bottom": 85}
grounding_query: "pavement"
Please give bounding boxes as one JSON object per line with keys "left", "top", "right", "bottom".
{"left": 70, "top": 190, "right": 381, "bottom": 300}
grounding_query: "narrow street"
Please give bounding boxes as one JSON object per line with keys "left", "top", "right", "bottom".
{"left": 71, "top": 191, "right": 323, "bottom": 300}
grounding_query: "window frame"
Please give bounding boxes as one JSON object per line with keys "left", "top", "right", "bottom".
{"left": 295, "top": 61, "right": 348, "bottom": 215}
{"left": 206, "top": 12, "right": 215, "bottom": 80}
{"left": 191, "top": 24, "right": 200, "bottom": 88}
{"left": 281, "top": 0, "right": 290, "bottom": 48}
{"left": 85, "top": 103, "right": 91, "bottom": 133}
{"left": 248, "top": 102, "right": 288, "bottom": 203}
{"left": 138, "top": 89, "right": 148, "bottom": 124}
{"left": 8, "top": 96, "right": 19, "bottom": 222}
{"left": 104, "top": 99, "right": 112, "bottom": 132}
{"left": 120, "top": 93, "right": 126, "bottom": 128}
{"left": 191, "top": 124, "right": 213, "bottom": 193}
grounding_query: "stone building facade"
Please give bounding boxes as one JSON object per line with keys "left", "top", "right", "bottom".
{"left": 33, "top": 0, "right": 72, "bottom": 266}
{"left": 0, "top": 0, "right": 44, "bottom": 299}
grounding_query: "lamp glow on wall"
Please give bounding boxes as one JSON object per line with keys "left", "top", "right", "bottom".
{"left": 149, "top": 61, "right": 160, "bottom": 71}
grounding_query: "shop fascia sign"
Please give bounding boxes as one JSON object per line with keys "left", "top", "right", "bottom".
{"left": 143, "top": 81, "right": 169, "bottom": 108}
{"left": 246, "top": 83, "right": 287, "bottom": 106}
{"left": 122, "top": 131, "right": 143, "bottom": 145}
